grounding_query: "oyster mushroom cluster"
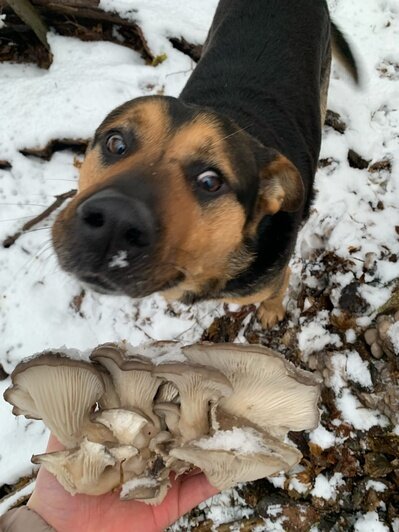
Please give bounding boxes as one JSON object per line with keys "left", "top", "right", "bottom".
{"left": 4, "top": 342, "right": 321, "bottom": 504}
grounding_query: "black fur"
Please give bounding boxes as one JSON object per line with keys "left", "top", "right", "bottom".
{"left": 179, "top": 0, "right": 333, "bottom": 300}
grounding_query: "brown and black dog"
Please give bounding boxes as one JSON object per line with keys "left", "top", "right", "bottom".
{"left": 52, "top": 0, "right": 357, "bottom": 327}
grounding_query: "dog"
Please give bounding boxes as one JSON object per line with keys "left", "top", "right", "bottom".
{"left": 52, "top": 0, "right": 357, "bottom": 327}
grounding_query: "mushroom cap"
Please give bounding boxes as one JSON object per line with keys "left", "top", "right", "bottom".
{"left": 122, "top": 448, "right": 152, "bottom": 477}
{"left": 170, "top": 427, "right": 301, "bottom": 490}
{"left": 96, "top": 368, "right": 121, "bottom": 410}
{"left": 4, "top": 353, "right": 105, "bottom": 447}
{"left": 153, "top": 363, "right": 233, "bottom": 441}
{"left": 32, "top": 439, "right": 121, "bottom": 496}
{"left": 183, "top": 343, "right": 321, "bottom": 438}
{"left": 120, "top": 477, "right": 170, "bottom": 505}
{"left": 132, "top": 341, "right": 185, "bottom": 365}
{"left": 153, "top": 403, "right": 180, "bottom": 436}
{"left": 155, "top": 382, "right": 180, "bottom": 404}
{"left": 90, "top": 344, "right": 161, "bottom": 425}
{"left": 93, "top": 408, "right": 158, "bottom": 449}
{"left": 107, "top": 444, "right": 139, "bottom": 462}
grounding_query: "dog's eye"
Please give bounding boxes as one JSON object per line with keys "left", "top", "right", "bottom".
{"left": 106, "top": 134, "right": 127, "bottom": 155}
{"left": 196, "top": 170, "right": 224, "bottom": 192}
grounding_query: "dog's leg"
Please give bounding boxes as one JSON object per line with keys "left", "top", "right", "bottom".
{"left": 223, "top": 266, "right": 290, "bottom": 329}
{"left": 257, "top": 266, "right": 290, "bottom": 328}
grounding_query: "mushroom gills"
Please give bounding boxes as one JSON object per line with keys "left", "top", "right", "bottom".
{"left": 32, "top": 439, "right": 122, "bottom": 496}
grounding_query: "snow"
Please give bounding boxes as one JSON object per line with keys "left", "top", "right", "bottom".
{"left": 328, "top": 352, "right": 359, "bottom": 392}
{"left": 195, "top": 428, "right": 270, "bottom": 455}
{"left": 0, "top": 481, "right": 35, "bottom": 515}
{"left": 129, "top": 342, "right": 186, "bottom": 364}
{"left": 336, "top": 388, "right": 388, "bottom": 430}
{"left": 100, "top": 0, "right": 218, "bottom": 55}
{"left": 326, "top": 351, "right": 387, "bottom": 429}
{"left": 346, "top": 351, "right": 372, "bottom": 388}
{"left": 345, "top": 328, "right": 356, "bottom": 343}
{"left": 288, "top": 475, "right": 309, "bottom": 494}
{"left": 354, "top": 511, "right": 389, "bottom": 532}
{"left": 267, "top": 473, "right": 286, "bottom": 489}
{"left": 109, "top": 250, "right": 129, "bottom": 269}
{"left": 120, "top": 476, "right": 157, "bottom": 499}
{"left": 311, "top": 472, "right": 344, "bottom": 500}
{"left": 309, "top": 425, "right": 336, "bottom": 450}
{"left": 201, "top": 490, "right": 253, "bottom": 527}
{"left": 365, "top": 480, "right": 387, "bottom": 493}
{"left": 297, "top": 311, "right": 342, "bottom": 358}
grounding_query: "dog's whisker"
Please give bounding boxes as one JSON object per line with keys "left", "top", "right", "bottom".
{"left": 45, "top": 179, "right": 78, "bottom": 182}
{"left": 0, "top": 240, "right": 52, "bottom": 297}
{"left": 22, "top": 226, "right": 52, "bottom": 234}
{"left": 0, "top": 203, "right": 50, "bottom": 208}
{"left": 0, "top": 216, "right": 41, "bottom": 223}
{"left": 217, "top": 123, "right": 254, "bottom": 143}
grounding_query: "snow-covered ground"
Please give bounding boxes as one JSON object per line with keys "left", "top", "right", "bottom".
{"left": 0, "top": 0, "right": 398, "bottom": 529}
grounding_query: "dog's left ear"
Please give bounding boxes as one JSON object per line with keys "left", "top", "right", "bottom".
{"left": 256, "top": 148, "right": 304, "bottom": 215}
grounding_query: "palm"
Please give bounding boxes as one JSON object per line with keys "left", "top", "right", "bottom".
{"left": 28, "top": 437, "right": 218, "bottom": 532}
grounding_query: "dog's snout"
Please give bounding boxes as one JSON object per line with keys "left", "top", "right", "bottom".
{"left": 76, "top": 189, "right": 155, "bottom": 254}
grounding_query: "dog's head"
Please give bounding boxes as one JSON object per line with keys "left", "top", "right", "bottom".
{"left": 52, "top": 96, "right": 303, "bottom": 299}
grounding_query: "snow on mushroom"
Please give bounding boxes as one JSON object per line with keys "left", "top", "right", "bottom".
{"left": 3, "top": 341, "right": 321, "bottom": 502}
{"left": 170, "top": 427, "right": 302, "bottom": 490}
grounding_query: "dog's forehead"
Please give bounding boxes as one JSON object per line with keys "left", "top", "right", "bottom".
{"left": 96, "top": 96, "right": 227, "bottom": 140}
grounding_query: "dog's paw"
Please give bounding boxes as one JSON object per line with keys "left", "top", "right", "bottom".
{"left": 257, "top": 301, "right": 286, "bottom": 329}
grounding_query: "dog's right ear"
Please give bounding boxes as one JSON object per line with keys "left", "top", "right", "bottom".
{"left": 254, "top": 148, "right": 304, "bottom": 217}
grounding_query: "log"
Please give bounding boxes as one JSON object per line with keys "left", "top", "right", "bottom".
{"left": 1, "top": 0, "right": 153, "bottom": 64}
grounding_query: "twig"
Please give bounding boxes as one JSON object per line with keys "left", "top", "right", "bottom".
{"left": 2, "top": 189, "right": 76, "bottom": 248}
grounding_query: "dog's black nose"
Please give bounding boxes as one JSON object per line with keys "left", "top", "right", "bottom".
{"left": 76, "top": 189, "right": 155, "bottom": 256}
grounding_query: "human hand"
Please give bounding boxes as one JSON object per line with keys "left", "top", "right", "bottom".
{"left": 28, "top": 435, "right": 218, "bottom": 532}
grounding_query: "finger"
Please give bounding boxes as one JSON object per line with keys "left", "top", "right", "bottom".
{"left": 45, "top": 433, "right": 64, "bottom": 453}
{"left": 177, "top": 473, "right": 219, "bottom": 515}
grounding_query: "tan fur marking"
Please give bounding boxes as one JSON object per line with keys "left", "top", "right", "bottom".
{"left": 78, "top": 100, "right": 171, "bottom": 192}
{"left": 223, "top": 266, "right": 290, "bottom": 328}
{"left": 161, "top": 191, "right": 246, "bottom": 296}
{"left": 168, "top": 118, "right": 238, "bottom": 185}
{"left": 257, "top": 266, "right": 290, "bottom": 328}
{"left": 254, "top": 154, "right": 304, "bottom": 221}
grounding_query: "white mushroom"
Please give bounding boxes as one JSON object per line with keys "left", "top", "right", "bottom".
{"left": 153, "top": 403, "right": 181, "bottom": 437}
{"left": 93, "top": 408, "right": 157, "bottom": 449}
{"left": 90, "top": 344, "right": 162, "bottom": 427}
{"left": 183, "top": 343, "right": 321, "bottom": 438}
{"left": 170, "top": 427, "right": 301, "bottom": 490}
{"left": 97, "top": 368, "right": 121, "bottom": 410}
{"left": 120, "top": 477, "right": 170, "bottom": 505}
{"left": 32, "top": 439, "right": 125, "bottom": 496}
{"left": 3, "top": 353, "right": 109, "bottom": 447}
{"left": 108, "top": 444, "right": 140, "bottom": 462}
{"left": 155, "top": 382, "right": 180, "bottom": 403}
{"left": 153, "top": 363, "right": 233, "bottom": 441}
{"left": 122, "top": 448, "right": 152, "bottom": 477}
